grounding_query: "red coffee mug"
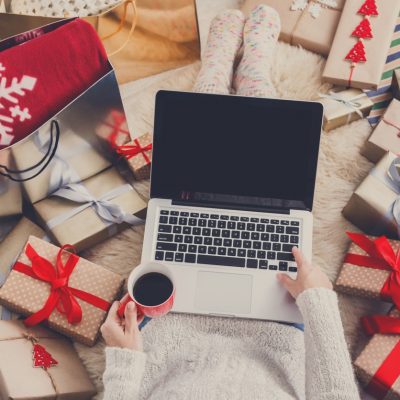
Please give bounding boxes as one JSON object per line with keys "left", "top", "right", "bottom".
{"left": 117, "top": 262, "right": 175, "bottom": 319}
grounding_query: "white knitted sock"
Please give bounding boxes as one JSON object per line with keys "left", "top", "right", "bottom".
{"left": 193, "top": 9, "right": 245, "bottom": 95}
{"left": 234, "top": 5, "right": 280, "bottom": 98}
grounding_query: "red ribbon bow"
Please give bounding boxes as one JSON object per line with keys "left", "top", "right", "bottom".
{"left": 13, "top": 244, "right": 110, "bottom": 327}
{"left": 105, "top": 110, "right": 130, "bottom": 149}
{"left": 116, "top": 138, "right": 152, "bottom": 164}
{"left": 344, "top": 232, "right": 400, "bottom": 308}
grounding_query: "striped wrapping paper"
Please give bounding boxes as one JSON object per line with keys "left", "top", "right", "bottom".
{"left": 365, "top": 15, "right": 400, "bottom": 127}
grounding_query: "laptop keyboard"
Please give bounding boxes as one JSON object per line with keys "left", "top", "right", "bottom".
{"left": 154, "top": 209, "right": 300, "bottom": 272}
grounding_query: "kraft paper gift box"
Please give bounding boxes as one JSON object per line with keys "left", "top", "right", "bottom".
{"left": 335, "top": 232, "right": 400, "bottom": 304}
{"left": 0, "top": 217, "right": 45, "bottom": 321}
{"left": 241, "top": 0, "right": 346, "bottom": 56}
{"left": 342, "top": 152, "right": 400, "bottom": 239}
{"left": 33, "top": 167, "right": 147, "bottom": 252}
{"left": 319, "top": 88, "right": 373, "bottom": 131}
{"left": 11, "top": 127, "right": 110, "bottom": 204}
{"left": 355, "top": 308, "right": 400, "bottom": 399}
{"left": 0, "top": 215, "right": 20, "bottom": 243}
{"left": 362, "top": 99, "right": 400, "bottom": 163}
{"left": 393, "top": 69, "right": 400, "bottom": 100}
{"left": 323, "top": 0, "right": 400, "bottom": 90}
{"left": 117, "top": 132, "right": 152, "bottom": 181}
{"left": 0, "top": 152, "right": 22, "bottom": 217}
{"left": 0, "top": 235, "right": 124, "bottom": 346}
{"left": 96, "top": 109, "right": 131, "bottom": 150}
{"left": 0, "top": 320, "right": 96, "bottom": 400}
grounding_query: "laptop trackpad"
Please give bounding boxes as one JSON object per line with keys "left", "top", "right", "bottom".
{"left": 194, "top": 271, "right": 252, "bottom": 315}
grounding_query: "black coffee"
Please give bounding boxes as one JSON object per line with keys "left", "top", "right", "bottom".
{"left": 133, "top": 272, "right": 173, "bottom": 306}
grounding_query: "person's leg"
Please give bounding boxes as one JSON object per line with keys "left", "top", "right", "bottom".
{"left": 193, "top": 10, "right": 245, "bottom": 95}
{"left": 233, "top": 5, "right": 280, "bottom": 98}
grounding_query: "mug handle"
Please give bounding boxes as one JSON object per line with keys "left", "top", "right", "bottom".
{"left": 117, "top": 297, "right": 145, "bottom": 322}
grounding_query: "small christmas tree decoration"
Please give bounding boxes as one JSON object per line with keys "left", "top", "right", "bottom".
{"left": 345, "top": 41, "right": 367, "bottom": 63}
{"left": 358, "top": 0, "right": 378, "bottom": 16}
{"left": 32, "top": 343, "right": 58, "bottom": 370}
{"left": 352, "top": 18, "right": 373, "bottom": 39}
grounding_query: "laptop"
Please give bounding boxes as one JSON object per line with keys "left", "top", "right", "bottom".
{"left": 142, "top": 90, "right": 323, "bottom": 323}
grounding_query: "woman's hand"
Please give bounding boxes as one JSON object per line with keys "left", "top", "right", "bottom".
{"left": 101, "top": 294, "right": 144, "bottom": 351}
{"left": 277, "top": 247, "right": 332, "bottom": 299}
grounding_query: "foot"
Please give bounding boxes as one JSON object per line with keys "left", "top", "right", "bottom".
{"left": 233, "top": 5, "right": 280, "bottom": 98}
{"left": 193, "top": 9, "right": 245, "bottom": 94}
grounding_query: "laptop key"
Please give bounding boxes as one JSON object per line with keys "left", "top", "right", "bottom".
{"left": 189, "top": 219, "right": 197, "bottom": 226}
{"left": 210, "top": 214, "right": 219, "bottom": 219}
{"left": 253, "top": 241, "right": 261, "bottom": 250}
{"left": 160, "top": 210, "right": 169, "bottom": 215}
{"left": 289, "top": 266, "right": 298, "bottom": 272}
{"left": 190, "top": 213, "right": 199, "bottom": 217}
{"left": 165, "top": 252, "right": 174, "bottom": 261}
{"left": 202, "top": 228, "right": 211, "bottom": 236}
{"left": 222, "top": 230, "right": 230, "bottom": 238}
{"left": 198, "top": 255, "right": 245, "bottom": 268}
{"left": 241, "top": 231, "right": 250, "bottom": 239}
{"left": 233, "top": 240, "right": 242, "bottom": 248}
{"left": 247, "top": 250, "right": 256, "bottom": 258}
{"left": 247, "top": 223, "right": 255, "bottom": 231}
{"left": 247, "top": 259, "right": 258, "bottom": 268}
{"left": 218, "top": 221, "right": 227, "bottom": 229}
{"left": 240, "top": 216, "right": 249, "bottom": 222}
{"left": 194, "top": 237, "right": 202, "bottom": 245}
{"left": 238, "top": 249, "right": 246, "bottom": 257}
{"left": 251, "top": 232, "right": 260, "bottom": 240}
{"left": 156, "top": 242, "right": 178, "bottom": 251}
{"left": 221, "top": 215, "right": 229, "bottom": 220}
{"left": 193, "top": 228, "right": 201, "bottom": 235}
{"left": 200, "top": 213, "right": 209, "bottom": 218}
{"left": 198, "top": 219, "right": 207, "bottom": 227}
{"left": 208, "top": 246, "right": 217, "bottom": 255}
{"left": 259, "top": 260, "right": 268, "bottom": 269}
{"left": 256, "top": 224, "right": 265, "bottom": 232}
{"left": 286, "top": 227, "right": 299, "bottom": 235}
{"left": 231, "top": 230, "right": 240, "bottom": 238}
{"left": 271, "top": 234, "right": 279, "bottom": 242}
{"left": 261, "top": 218, "right": 269, "bottom": 223}
{"left": 271, "top": 220, "right": 279, "bottom": 224}
{"left": 183, "top": 227, "right": 191, "bottom": 235}
{"left": 180, "top": 212, "right": 189, "bottom": 217}
{"left": 263, "top": 242, "right": 271, "bottom": 250}
{"left": 230, "top": 216, "right": 239, "bottom": 221}
{"left": 159, "top": 216, "right": 168, "bottom": 224}
{"left": 178, "top": 244, "right": 187, "bottom": 252}
{"left": 290, "top": 236, "right": 299, "bottom": 244}
{"left": 175, "top": 253, "right": 184, "bottom": 262}
{"left": 276, "top": 226, "right": 284, "bottom": 234}
{"left": 266, "top": 225, "right": 275, "bottom": 233}
{"left": 269, "top": 265, "right": 278, "bottom": 270}
{"left": 199, "top": 246, "right": 207, "bottom": 254}
{"left": 277, "top": 252, "right": 295, "bottom": 262}
{"left": 223, "top": 239, "right": 232, "bottom": 247}
{"left": 243, "top": 241, "right": 251, "bottom": 248}
{"left": 267, "top": 251, "right": 276, "bottom": 260}
{"left": 208, "top": 220, "right": 217, "bottom": 228}
{"left": 155, "top": 251, "right": 164, "bottom": 261}
{"left": 158, "top": 233, "right": 173, "bottom": 242}
{"left": 185, "top": 253, "right": 196, "bottom": 263}
{"left": 158, "top": 225, "right": 172, "bottom": 233}
{"left": 237, "top": 222, "right": 246, "bottom": 230}
{"left": 282, "top": 220, "right": 289, "bottom": 225}
{"left": 184, "top": 236, "right": 193, "bottom": 244}
{"left": 257, "top": 250, "right": 266, "bottom": 259}
{"left": 212, "top": 229, "right": 221, "bottom": 237}
{"left": 174, "top": 235, "right": 183, "bottom": 243}
{"left": 282, "top": 244, "right": 293, "bottom": 252}
{"left": 214, "top": 238, "right": 222, "bottom": 246}
{"left": 179, "top": 217, "right": 188, "bottom": 225}
{"left": 218, "top": 248, "right": 227, "bottom": 256}
{"left": 171, "top": 211, "right": 179, "bottom": 216}
{"left": 261, "top": 233, "right": 270, "bottom": 241}
{"left": 169, "top": 217, "right": 178, "bottom": 224}
{"left": 173, "top": 226, "right": 182, "bottom": 234}
{"left": 227, "top": 221, "right": 236, "bottom": 229}
{"left": 228, "top": 248, "right": 236, "bottom": 256}
{"left": 281, "top": 235, "right": 289, "bottom": 243}
{"left": 188, "top": 245, "right": 197, "bottom": 253}
{"left": 291, "top": 221, "right": 300, "bottom": 226}
{"left": 273, "top": 243, "right": 281, "bottom": 251}
{"left": 204, "top": 237, "right": 212, "bottom": 245}
{"left": 279, "top": 262, "right": 288, "bottom": 271}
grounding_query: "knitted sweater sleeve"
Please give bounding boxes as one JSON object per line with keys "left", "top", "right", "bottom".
{"left": 296, "top": 288, "right": 360, "bottom": 400}
{"left": 103, "top": 347, "right": 147, "bottom": 400}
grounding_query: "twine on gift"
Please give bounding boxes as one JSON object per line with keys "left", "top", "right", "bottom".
{"left": 382, "top": 118, "right": 400, "bottom": 138}
{"left": 12, "top": 243, "right": 111, "bottom": 327}
{"left": 116, "top": 138, "right": 152, "bottom": 163}
{"left": 0, "top": 332, "right": 60, "bottom": 397}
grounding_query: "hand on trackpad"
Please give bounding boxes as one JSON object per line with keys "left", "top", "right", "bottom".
{"left": 194, "top": 271, "right": 252, "bottom": 315}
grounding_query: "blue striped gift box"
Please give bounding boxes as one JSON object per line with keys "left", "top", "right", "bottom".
{"left": 364, "top": 16, "right": 400, "bottom": 127}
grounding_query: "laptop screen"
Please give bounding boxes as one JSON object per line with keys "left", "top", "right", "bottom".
{"left": 151, "top": 91, "right": 323, "bottom": 211}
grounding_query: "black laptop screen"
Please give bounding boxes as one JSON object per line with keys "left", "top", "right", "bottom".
{"left": 151, "top": 91, "right": 323, "bottom": 211}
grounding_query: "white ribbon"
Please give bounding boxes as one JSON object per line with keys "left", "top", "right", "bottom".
{"left": 319, "top": 91, "right": 365, "bottom": 122}
{"left": 34, "top": 130, "right": 92, "bottom": 196}
{"left": 47, "top": 182, "right": 143, "bottom": 230}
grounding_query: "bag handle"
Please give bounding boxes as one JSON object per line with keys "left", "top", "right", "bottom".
{"left": 101, "top": 0, "right": 137, "bottom": 57}
{"left": 0, "top": 120, "right": 60, "bottom": 182}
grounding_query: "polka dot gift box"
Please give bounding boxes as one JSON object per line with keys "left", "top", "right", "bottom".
{"left": 355, "top": 308, "right": 400, "bottom": 399}
{"left": 0, "top": 235, "right": 124, "bottom": 346}
{"left": 335, "top": 232, "right": 400, "bottom": 309}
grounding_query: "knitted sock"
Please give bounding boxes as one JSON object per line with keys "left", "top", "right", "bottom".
{"left": 233, "top": 5, "right": 280, "bottom": 98}
{"left": 193, "top": 9, "right": 245, "bottom": 95}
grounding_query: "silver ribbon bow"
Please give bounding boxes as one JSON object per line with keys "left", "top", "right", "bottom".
{"left": 387, "top": 158, "right": 400, "bottom": 229}
{"left": 319, "top": 91, "right": 365, "bottom": 120}
{"left": 47, "top": 182, "right": 143, "bottom": 230}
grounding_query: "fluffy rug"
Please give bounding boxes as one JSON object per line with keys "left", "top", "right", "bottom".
{"left": 77, "top": 4, "right": 384, "bottom": 398}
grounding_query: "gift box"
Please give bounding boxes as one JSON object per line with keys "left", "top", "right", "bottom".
{"left": 362, "top": 99, "right": 400, "bottom": 163}
{"left": 393, "top": 69, "right": 400, "bottom": 100}
{"left": 0, "top": 152, "right": 22, "bottom": 216}
{"left": 117, "top": 132, "right": 152, "bottom": 180}
{"left": 0, "top": 215, "right": 20, "bottom": 243}
{"left": 342, "top": 152, "right": 400, "bottom": 238}
{"left": 33, "top": 167, "right": 147, "bottom": 252}
{"left": 11, "top": 127, "right": 110, "bottom": 204}
{"left": 323, "top": 0, "right": 400, "bottom": 90}
{"left": 0, "top": 320, "right": 96, "bottom": 399}
{"left": 241, "top": 0, "right": 345, "bottom": 56}
{"left": 96, "top": 109, "right": 131, "bottom": 150}
{"left": 335, "top": 232, "right": 400, "bottom": 307}
{"left": 355, "top": 308, "right": 400, "bottom": 400}
{"left": 0, "top": 235, "right": 124, "bottom": 346}
{"left": 319, "top": 88, "right": 373, "bottom": 131}
{"left": 0, "top": 217, "right": 45, "bottom": 321}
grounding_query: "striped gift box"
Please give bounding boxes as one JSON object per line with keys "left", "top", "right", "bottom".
{"left": 365, "top": 15, "right": 400, "bottom": 127}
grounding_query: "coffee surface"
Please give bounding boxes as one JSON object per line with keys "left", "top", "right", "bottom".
{"left": 133, "top": 272, "right": 173, "bottom": 306}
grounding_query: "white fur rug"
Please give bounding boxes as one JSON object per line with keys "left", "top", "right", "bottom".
{"left": 76, "top": 6, "right": 384, "bottom": 399}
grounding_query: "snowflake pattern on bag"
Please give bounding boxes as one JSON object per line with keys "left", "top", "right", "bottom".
{"left": 0, "top": 63, "right": 37, "bottom": 147}
{"left": 290, "top": 0, "right": 338, "bottom": 18}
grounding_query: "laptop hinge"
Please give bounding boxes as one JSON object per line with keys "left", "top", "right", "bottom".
{"left": 172, "top": 200, "right": 291, "bottom": 215}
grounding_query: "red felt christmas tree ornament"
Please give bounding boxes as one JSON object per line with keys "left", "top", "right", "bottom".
{"left": 358, "top": 0, "right": 378, "bottom": 16}
{"left": 345, "top": 41, "right": 367, "bottom": 63}
{"left": 32, "top": 343, "right": 58, "bottom": 370}
{"left": 352, "top": 18, "right": 373, "bottom": 39}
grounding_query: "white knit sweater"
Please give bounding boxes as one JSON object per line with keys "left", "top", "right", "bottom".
{"left": 103, "top": 288, "right": 360, "bottom": 400}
